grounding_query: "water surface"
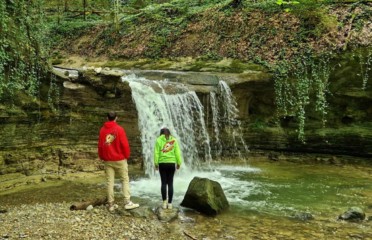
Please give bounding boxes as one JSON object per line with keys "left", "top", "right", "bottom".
{"left": 131, "top": 159, "right": 372, "bottom": 239}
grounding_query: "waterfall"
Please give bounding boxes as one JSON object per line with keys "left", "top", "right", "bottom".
{"left": 209, "top": 92, "right": 222, "bottom": 158}
{"left": 123, "top": 74, "right": 249, "bottom": 177}
{"left": 210, "top": 81, "right": 249, "bottom": 159}
{"left": 123, "top": 74, "right": 212, "bottom": 177}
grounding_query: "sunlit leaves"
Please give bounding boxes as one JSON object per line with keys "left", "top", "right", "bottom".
{"left": 276, "top": 0, "right": 300, "bottom": 13}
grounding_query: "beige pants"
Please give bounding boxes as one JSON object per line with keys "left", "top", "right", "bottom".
{"left": 104, "top": 160, "right": 130, "bottom": 204}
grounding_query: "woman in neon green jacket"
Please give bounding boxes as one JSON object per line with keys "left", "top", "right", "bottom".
{"left": 154, "top": 127, "right": 182, "bottom": 209}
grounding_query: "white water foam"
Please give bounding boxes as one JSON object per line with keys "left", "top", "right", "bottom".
{"left": 130, "top": 165, "right": 263, "bottom": 206}
{"left": 122, "top": 73, "right": 267, "bottom": 211}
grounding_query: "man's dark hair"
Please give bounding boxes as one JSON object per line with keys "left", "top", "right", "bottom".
{"left": 107, "top": 112, "right": 117, "bottom": 121}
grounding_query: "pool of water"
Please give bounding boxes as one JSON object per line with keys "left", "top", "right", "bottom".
{"left": 132, "top": 161, "right": 372, "bottom": 218}
{"left": 131, "top": 160, "right": 372, "bottom": 239}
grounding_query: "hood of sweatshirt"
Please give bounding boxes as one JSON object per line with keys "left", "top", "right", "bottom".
{"left": 159, "top": 134, "right": 174, "bottom": 142}
{"left": 103, "top": 121, "right": 117, "bottom": 129}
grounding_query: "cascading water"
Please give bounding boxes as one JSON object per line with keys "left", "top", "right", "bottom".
{"left": 122, "top": 74, "right": 212, "bottom": 177}
{"left": 209, "top": 92, "right": 222, "bottom": 158}
{"left": 123, "top": 73, "right": 255, "bottom": 207}
{"left": 209, "top": 80, "right": 249, "bottom": 159}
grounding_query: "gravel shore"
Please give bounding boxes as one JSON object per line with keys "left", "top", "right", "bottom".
{"left": 0, "top": 202, "right": 186, "bottom": 240}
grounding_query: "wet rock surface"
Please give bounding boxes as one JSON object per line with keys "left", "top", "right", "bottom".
{"left": 292, "top": 212, "right": 314, "bottom": 221}
{"left": 338, "top": 207, "right": 366, "bottom": 221}
{"left": 155, "top": 207, "right": 179, "bottom": 222}
{"left": 181, "top": 177, "right": 229, "bottom": 215}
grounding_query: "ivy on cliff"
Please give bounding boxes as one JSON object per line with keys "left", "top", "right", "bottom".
{"left": 38, "top": 0, "right": 371, "bottom": 142}
{"left": 0, "top": 0, "right": 49, "bottom": 101}
{"left": 273, "top": 54, "right": 332, "bottom": 142}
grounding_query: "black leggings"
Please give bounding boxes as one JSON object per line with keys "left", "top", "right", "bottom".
{"left": 159, "top": 163, "right": 176, "bottom": 203}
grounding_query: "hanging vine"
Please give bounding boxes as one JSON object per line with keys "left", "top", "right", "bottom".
{"left": 273, "top": 53, "right": 332, "bottom": 143}
{"left": 358, "top": 49, "right": 372, "bottom": 90}
{"left": 47, "top": 74, "right": 60, "bottom": 113}
{"left": 0, "top": 0, "right": 49, "bottom": 102}
{"left": 311, "top": 56, "right": 331, "bottom": 127}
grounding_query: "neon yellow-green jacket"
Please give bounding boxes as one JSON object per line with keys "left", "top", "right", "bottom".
{"left": 154, "top": 135, "right": 182, "bottom": 166}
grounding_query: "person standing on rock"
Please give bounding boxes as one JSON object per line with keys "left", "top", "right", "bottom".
{"left": 98, "top": 111, "right": 140, "bottom": 211}
{"left": 154, "top": 127, "right": 182, "bottom": 209}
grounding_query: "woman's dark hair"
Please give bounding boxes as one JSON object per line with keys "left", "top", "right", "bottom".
{"left": 107, "top": 111, "right": 117, "bottom": 121}
{"left": 160, "top": 128, "right": 171, "bottom": 136}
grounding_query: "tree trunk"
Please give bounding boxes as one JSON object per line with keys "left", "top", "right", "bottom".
{"left": 64, "top": 0, "right": 68, "bottom": 12}
{"left": 83, "top": 0, "right": 86, "bottom": 20}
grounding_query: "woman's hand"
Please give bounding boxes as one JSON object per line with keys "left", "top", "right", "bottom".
{"left": 176, "top": 164, "right": 180, "bottom": 170}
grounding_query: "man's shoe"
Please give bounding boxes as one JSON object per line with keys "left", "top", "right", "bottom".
{"left": 108, "top": 203, "right": 118, "bottom": 212}
{"left": 167, "top": 203, "right": 173, "bottom": 209}
{"left": 124, "top": 201, "right": 140, "bottom": 210}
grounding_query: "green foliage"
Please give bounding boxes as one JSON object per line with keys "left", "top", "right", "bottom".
{"left": 123, "top": 1, "right": 191, "bottom": 58}
{"left": 0, "top": 0, "right": 49, "bottom": 102}
{"left": 355, "top": 49, "right": 372, "bottom": 90}
{"left": 47, "top": 20, "right": 99, "bottom": 42}
{"left": 47, "top": 75, "right": 60, "bottom": 113}
{"left": 273, "top": 54, "right": 332, "bottom": 142}
{"left": 291, "top": 1, "right": 338, "bottom": 38}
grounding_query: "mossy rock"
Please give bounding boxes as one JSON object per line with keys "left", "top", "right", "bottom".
{"left": 181, "top": 177, "right": 229, "bottom": 215}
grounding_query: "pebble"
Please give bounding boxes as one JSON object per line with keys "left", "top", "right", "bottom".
{"left": 0, "top": 202, "right": 170, "bottom": 240}
{"left": 86, "top": 205, "right": 94, "bottom": 211}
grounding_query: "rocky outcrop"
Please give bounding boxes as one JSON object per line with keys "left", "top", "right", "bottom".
{"left": 0, "top": 49, "right": 371, "bottom": 176}
{"left": 180, "top": 177, "right": 229, "bottom": 215}
{"left": 230, "top": 49, "right": 372, "bottom": 159}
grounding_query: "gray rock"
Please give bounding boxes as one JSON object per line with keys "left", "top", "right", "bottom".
{"left": 178, "top": 214, "right": 195, "bottom": 223}
{"left": 155, "top": 207, "right": 179, "bottom": 222}
{"left": 292, "top": 212, "right": 314, "bottom": 221}
{"left": 128, "top": 206, "right": 153, "bottom": 219}
{"left": 181, "top": 177, "right": 229, "bottom": 215}
{"left": 63, "top": 81, "right": 85, "bottom": 90}
{"left": 338, "top": 207, "right": 365, "bottom": 221}
{"left": 86, "top": 205, "right": 94, "bottom": 211}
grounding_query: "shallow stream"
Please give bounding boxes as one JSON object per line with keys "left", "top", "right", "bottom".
{"left": 132, "top": 160, "right": 372, "bottom": 239}
{"left": 1, "top": 159, "right": 371, "bottom": 239}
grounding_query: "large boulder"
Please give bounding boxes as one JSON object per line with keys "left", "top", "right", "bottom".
{"left": 181, "top": 177, "right": 229, "bottom": 215}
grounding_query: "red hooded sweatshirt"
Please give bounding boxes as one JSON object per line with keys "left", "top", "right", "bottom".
{"left": 98, "top": 121, "right": 130, "bottom": 161}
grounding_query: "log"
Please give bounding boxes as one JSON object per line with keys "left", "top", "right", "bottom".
{"left": 70, "top": 197, "right": 107, "bottom": 211}
{"left": 183, "top": 231, "right": 198, "bottom": 240}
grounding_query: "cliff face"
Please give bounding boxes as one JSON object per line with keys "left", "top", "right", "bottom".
{"left": 232, "top": 51, "right": 372, "bottom": 157}
{"left": 0, "top": 50, "right": 371, "bottom": 176}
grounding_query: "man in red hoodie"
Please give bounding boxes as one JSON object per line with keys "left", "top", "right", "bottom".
{"left": 98, "top": 111, "right": 139, "bottom": 211}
